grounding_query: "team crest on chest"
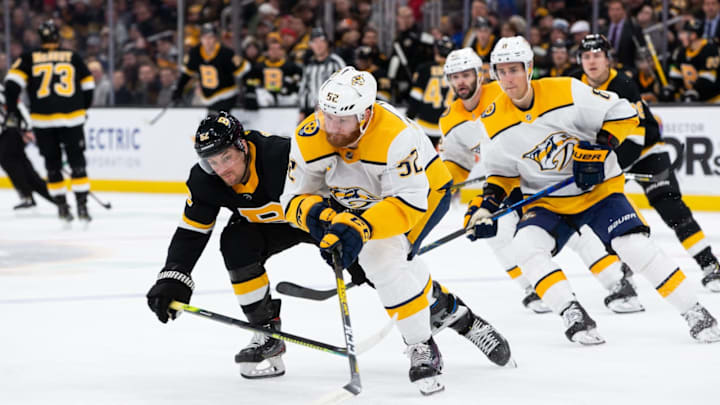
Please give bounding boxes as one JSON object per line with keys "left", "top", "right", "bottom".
{"left": 523, "top": 131, "right": 579, "bottom": 171}
{"left": 330, "top": 186, "right": 380, "bottom": 209}
{"left": 481, "top": 102, "right": 496, "bottom": 118}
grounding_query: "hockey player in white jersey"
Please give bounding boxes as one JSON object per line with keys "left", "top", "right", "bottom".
{"left": 280, "top": 67, "right": 513, "bottom": 395}
{"left": 439, "top": 48, "right": 642, "bottom": 315}
{"left": 465, "top": 36, "right": 720, "bottom": 344}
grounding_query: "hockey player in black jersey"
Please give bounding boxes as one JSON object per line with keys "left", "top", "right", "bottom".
{"left": 353, "top": 46, "right": 392, "bottom": 102}
{"left": 4, "top": 20, "right": 95, "bottom": 223}
{"left": 407, "top": 36, "right": 455, "bottom": 147}
{"left": 241, "top": 41, "right": 302, "bottom": 109}
{"left": 579, "top": 33, "right": 720, "bottom": 291}
{"left": 145, "top": 111, "right": 370, "bottom": 379}
{"left": 172, "top": 23, "right": 250, "bottom": 112}
{"left": 666, "top": 19, "right": 720, "bottom": 102}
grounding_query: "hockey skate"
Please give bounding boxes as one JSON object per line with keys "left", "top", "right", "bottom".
{"left": 430, "top": 282, "right": 514, "bottom": 367}
{"left": 13, "top": 196, "right": 36, "bottom": 210}
{"left": 522, "top": 287, "right": 552, "bottom": 314}
{"left": 701, "top": 262, "right": 720, "bottom": 293}
{"left": 683, "top": 303, "right": 720, "bottom": 343}
{"left": 234, "top": 318, "right": 286, "bottom": 379}
{"left": 406, "top": 337, "right": 444, "bottom": 396}
{"left": 561, "top": 301, "right": 605, "bottom": 345}
{"left": 77, "top": 203, "right": 92, "bottom": 224}
{"left": 604, "top": 278, "right": 645, "bottom": 314}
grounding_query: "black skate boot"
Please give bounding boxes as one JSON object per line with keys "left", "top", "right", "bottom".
{"left": 76, "top": 192, "right": 91, "bottom": 223}
{"left": 682, "top": 303, "right": 720, "bottom": 343}
{"left": 430, "top": 282, "right": 514, "bottom": 367}
{"left": 696, "top": 247, "right": 720, "bottom": 292}
{"left": 522, "top": 286, "right": 552, "bottom": 314}
{"left": 406, "top": 336, "right": 444, "bottom": 396}
{"left": 561, "top": 301, "right": 605, "bottom": 345}
{"left": 13, "top": 196, "right": 36, "bottom": 210}
{"left": 604, "top": 277, "right": 645, "bottom": 314}
{"left": 54, "top": 195, "right": 74, "bottom": 223}
{"left": 234, "top": 317, "right": 286, "bottom": 379}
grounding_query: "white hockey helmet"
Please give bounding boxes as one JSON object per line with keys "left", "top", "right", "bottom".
{"left": 317, "top": 66, "right": 377, "bottom": 122}
{"left": 489, "top": 36, "right": 534, "bottom": 80}
{"left": 443, "top": 47, "right": 483, "bottom": 78}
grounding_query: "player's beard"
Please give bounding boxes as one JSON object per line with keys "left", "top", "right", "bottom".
{"left": 455, "top": 80, "right": 478, "bottom": 100}
{"left": 326, "top": 127, "right": 362, "bottom": 148}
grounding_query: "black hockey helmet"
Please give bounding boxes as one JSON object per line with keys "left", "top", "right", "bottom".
{"left": 354, "top": 45, "right": 374, "bottom": 61}
{"left": 577, "top": 33, "right": 612, "bottom": 63}
{"left": 435, "top": 36, "right": 455, "bottom": 58}
{"left": 550, "top": 39, "right": 570, "bottom": 52}
{"left": 201, "top": 22, "right": 218, "bottom": 37}
{"left": 38, "top": 19, "right": 59, "bottom": 44}
{"left": 681, "top": 19, "right": 703, "bottom": 36}
{"left": 194, "top": 111, "right": 246, "bottom": 173}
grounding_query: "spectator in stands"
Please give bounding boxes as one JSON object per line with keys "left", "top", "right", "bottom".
{"left": 633, "top": 48, "right": 662, "bottom": 103}
{"left": 667, "top": 18, "right": 720, "bottom": 102}
{"left": 605, "top": 0, "right": 642, "bottom": 69}
{"left": 287, "top": 15, "right": 310, "bottom": 65}
{"left": 702, "top": 0, "right": 720, "bottom": 42}
{"left": 112, "top": 71, "right": 136, "bottom": 105}
{"left": 88, "top": 61, "right": 112, "bottom": 107}
{"left": 157, "top": 67, "right": 178, "bottom": 106}
{"left": 464, "top": 17, "right": 496, "bottom": 61}
{"left": 137, "top": 62, "right": 161, "bottom": 105}
{"left": 361, "top": 27, "right": 388, "bottom": 69}
{"left": 297, "top": 27, "right": 345, "bottom": 121}
{"left": 548, "top": 40, "right": 578, "bottom": 77}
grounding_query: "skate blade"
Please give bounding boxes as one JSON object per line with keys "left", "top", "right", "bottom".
{"left": 414, "top": 376, "right": 445, "bottom": 396}
{"left": 79, "top": 218, "right": 91, "bottom": 230}
{"left": 504, "top": 357, "right": 518, "bottom": 368}
{"left": 607, "top": 297, "right": 645, "bottom": 314}
{"left": 703, "top": 279, "right": 720, "bottom": 293}
{"left": 239, "top": 356, "right": 286, "bottom": 379}
{"left": 694, "top": 326, "right": 720, "bottom": 343}
{"left": 526, "top": 301, "right": 552, "bottom": 314}
{"left": 571, "top": 329, "right": 606, "bottom": 346}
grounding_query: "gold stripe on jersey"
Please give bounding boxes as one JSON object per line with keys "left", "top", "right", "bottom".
{"left": 506, "top": 266, "right": 522, "bottom": 280}
{"left": 535, "top": 269, "right": 567, "bottom": 298}
{"left": 580, "top": 69, "right": 618, "bottom": 91}
{"left": 686, "top": 40, "right": 708, "bottom": 59}
{"left": 182, "top": 213, "right": 215, "bottom": 231}
{"left": 70, "top": 177, "right": 89, "bottom": 187}
{"left": 7, "top": 68, "right": 28, "bottom": 83}
{"left": 426, "top": 155, "right": 453, "bottom": 191}
{"left": 589, "top": 254, "right": 618, "bottom": 275}
{"left": 30, "top": 109, "right": 86, "bottom": 122}
{"left": 525, "top": 174, "right": 625, "bottom": 215}
{"left": 444, "top": 160, "right": 471, "bottom": 184}
{"left": 487, "top": 175, "right": 521, "bottom": 197}
{"left": 600, "top": 114, "right": 640, "bottom": 144}
{"left": 200, "top": 85, "right": 237, "bottom": 103}
{"left": 406, "top": 157, "right": 452, "bottom": 244}
{"left": 439, "top": 81, "right": 501, "bottom": 137}
{"left": 233, "top": 273, "right": 269, "bottom": 295}
{"left": 47, "top": 180, "right": 65, "bottom": 191}
{"left": 681, "top": 231, "right": 705, "bottom": 250}
{"left": 483, "top": 78, "right": 575, "bottom": 140}
{"left": 656, "top": 268, "right": 686, "bottom": 298}
{"left": 231, "top": 142, "right": 259, "bottom": 194}
{"left": 233, "top": 60, "right": 249, "bottom": 77}
{"left": 385, "top": 276, "right": 432, "bottom": 320}
{"left": 362, "top": 196, "right": 426, "bottom": 239}
{"left": 200, "top": 43, "right": 220, "bottom": 61}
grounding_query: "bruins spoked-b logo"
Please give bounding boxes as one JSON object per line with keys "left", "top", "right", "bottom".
{"left": 523, "top": 132, "right": 579, "bottom": 171}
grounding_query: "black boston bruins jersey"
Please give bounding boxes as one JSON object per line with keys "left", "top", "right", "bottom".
{"left": 668, "top": 39, "right": 720, "bottom": 101}
{"left": 547, "top": 63, "right": 580, "bottom": 78}
{"left": 634, "top": 70, "right": 661, "bottom": 103}
{"left": 4, "top": 47, "right": 94, "bottom": 128}
{"left": 361, "top": 65, "right": 392, "bottom": 102}
{"left": 407, "top": 62, "right": 454, "bottom": 136}
{"left": 181, "top": 43, "right": 250, "bottom": 105}
{"left": 243, "top": 58, "right": 303, "bottom": 107}
{"left": 165, "top": 131, "right": 292, "bottom": 272}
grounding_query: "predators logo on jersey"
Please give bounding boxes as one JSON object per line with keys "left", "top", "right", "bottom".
{"left": 523, "top": 132, "right": 579, "bottom": 171}
{"left": 330, "top": 186, "right": 381, "bottom": 209}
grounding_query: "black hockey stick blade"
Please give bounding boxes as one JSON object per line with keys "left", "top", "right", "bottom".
{"left": 276, "top": 281, "right": 357, "bottom": 301}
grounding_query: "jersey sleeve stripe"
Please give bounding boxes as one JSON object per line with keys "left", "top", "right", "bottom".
{"left": 80, "top": 76, "right": 95, "bottom": 90}
{"left": 410, "top": 87, "right": 423, "bottom": 100}
{"left": 537, "top": 103, "right": 574, "bottom": 118}
{"left": 443, "top": 120, "right": 468, "bottom": 138}
{"left": 179, "top": 214, "right": 215, "bottom": 234}
{"left": 307, "top": 152, "right": 339, "bottom": 164}
{"left": 5, "top": 70, "right": 27, "bottom": 87}
{"left": 233, "top": 60, "right": 250, "bottom": 78}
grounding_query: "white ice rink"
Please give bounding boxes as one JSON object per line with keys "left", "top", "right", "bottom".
{"left": 1, "top": 189, "right": 718, "bottom": 405}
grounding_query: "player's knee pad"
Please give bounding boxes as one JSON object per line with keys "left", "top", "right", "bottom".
{"left": 220, "top": 223, "right": 262, "bottom": 268}
{"left": 610, "top": 232, "right": 661, "bottom": 276}
{"left": 228, "top": 262, "right": 271, "bottom": 308}
{"left": 514, "top": 225, "right": 555, "bottom": 266}
{"left": 70, "top": 166, "right": 87, "bottom": 178}
{"left": 571, "top": 227, "right": 611, "bottom": 267}
{"left": 46, "top": 169, "right": 64, "bottom": 184}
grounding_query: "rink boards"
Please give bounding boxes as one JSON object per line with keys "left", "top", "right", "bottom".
{"left": 1, "top": 105, "right": 719, "bottom": 210}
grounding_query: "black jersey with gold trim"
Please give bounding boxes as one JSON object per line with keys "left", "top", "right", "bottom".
{"left": 181, "top": 43, "right": 250, "bottom": 105}
{"left": 4, "top": 47, "right": 94, "bottom": 128}
{"left": 634, "top": 70, "right": 660, "bottom": 103}
{"left": 167, "top": 131, "right": 291, "bottom": 272}
{"left": 668, "top": 39, "right": 720, "bottom": 101}
{"left": 242, "top": 58, "right": 303, "bottom": 107}
{"left": 407, "top": 62, "right": 454, "bottom": 136}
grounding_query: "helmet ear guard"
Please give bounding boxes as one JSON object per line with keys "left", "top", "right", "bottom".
{"left": 194, "top": 111, "right": 246, "bottom": 174}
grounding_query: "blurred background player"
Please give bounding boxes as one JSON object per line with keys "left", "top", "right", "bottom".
{"left": 467, "top": 36, "right": 720, "bottom": 345}
{"left": 578, "top": 33, "right": 720, "bottom": 291}
{"left": 242, "top": 41, "right": 302, "bottom": 109}
{"left": 0, "top": 83, "right": 54, "bottom": 210}
{"left": 297, "top": 27, "right": 345, "bottom": 122}
{"left": 633, "top": 47, "right": 662, "bottom": 103}
{"left": 463, "top": 17, "right": 497, "bottom": 65}
{"left": 353, "top": 46, "right": 392, "bottom": 102}
{"left": 666, "top": 19, "right": 720, "bottom": 102}
{"left": 407, "top": 36, "right": 456, "bottom": 147}
{"left": 547, "top": 40, "right": 579, "bottom": 78}
{"left": 282, "top": 67, "right": 513, "bottom": 395}
{"left": 172, "top": 23, "right": 250, "bottom": 112}
{"left": 4, "top": 19, "right": 95, "bottom": 223}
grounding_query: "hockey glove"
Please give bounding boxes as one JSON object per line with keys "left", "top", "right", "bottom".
{"left": 4, "top": 109, "right": 27, "bottom": 131}
{"left": 146, "top": 269, "right": 195, "bottom": 323}
{"left": 464, "top": 195, "right": 500, "bottom": 241}
{"left": 294, "top": 195, "right": 337, "bottom": 242}
{"left": 572, "top": 141, "right": 610, "bottom": 191}
{"left": 319, "top": 212, "right": 372, "bottom": 269}
{"left": 682, "top": 89, "right": 699, "bottom": 102}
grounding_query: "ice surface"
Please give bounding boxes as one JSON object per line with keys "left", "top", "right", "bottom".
{"left": 1, "top": 190, "right": 718, "bottom": 404}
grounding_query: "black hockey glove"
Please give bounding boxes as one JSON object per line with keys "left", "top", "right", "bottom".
{"left": 146, "top": 269, "right": 194, "bottom": 323}
{"left": 4, "top": 109, "right": 27, "bottom": 131}
{"left": 572, "top": 141, "right": 610, "bottom": 190}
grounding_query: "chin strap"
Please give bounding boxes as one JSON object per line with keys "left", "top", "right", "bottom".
{"left": 358, "top": 105, "right": 374, "bottom": 136}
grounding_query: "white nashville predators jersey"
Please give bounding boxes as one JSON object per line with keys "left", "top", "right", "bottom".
{"left": 479, "top": 77, "right": 639, "bottom": 215}
{"left": 438, "top": 81, "right": 503, "bottom": 183}
{"left": 281, "top": 102, "right": 440, "bottom": 216}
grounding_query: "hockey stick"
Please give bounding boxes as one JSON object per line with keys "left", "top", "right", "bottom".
{"left": 277, "top": 281, "right": 357, "bottom": 300}
{"left": 168, "top": 300, "right": 392, "bottom": 357}
{"left": 449, "top": 175, "right": 486, "bottom": 191}
{"left": 60, "top": 167, "right": 112, "bottom": 209}
{"left": 417, "top": 176, "right": 576, "bottom": 256}
{"left": 146, "top": 101, "right": 175, "bottom": 125}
